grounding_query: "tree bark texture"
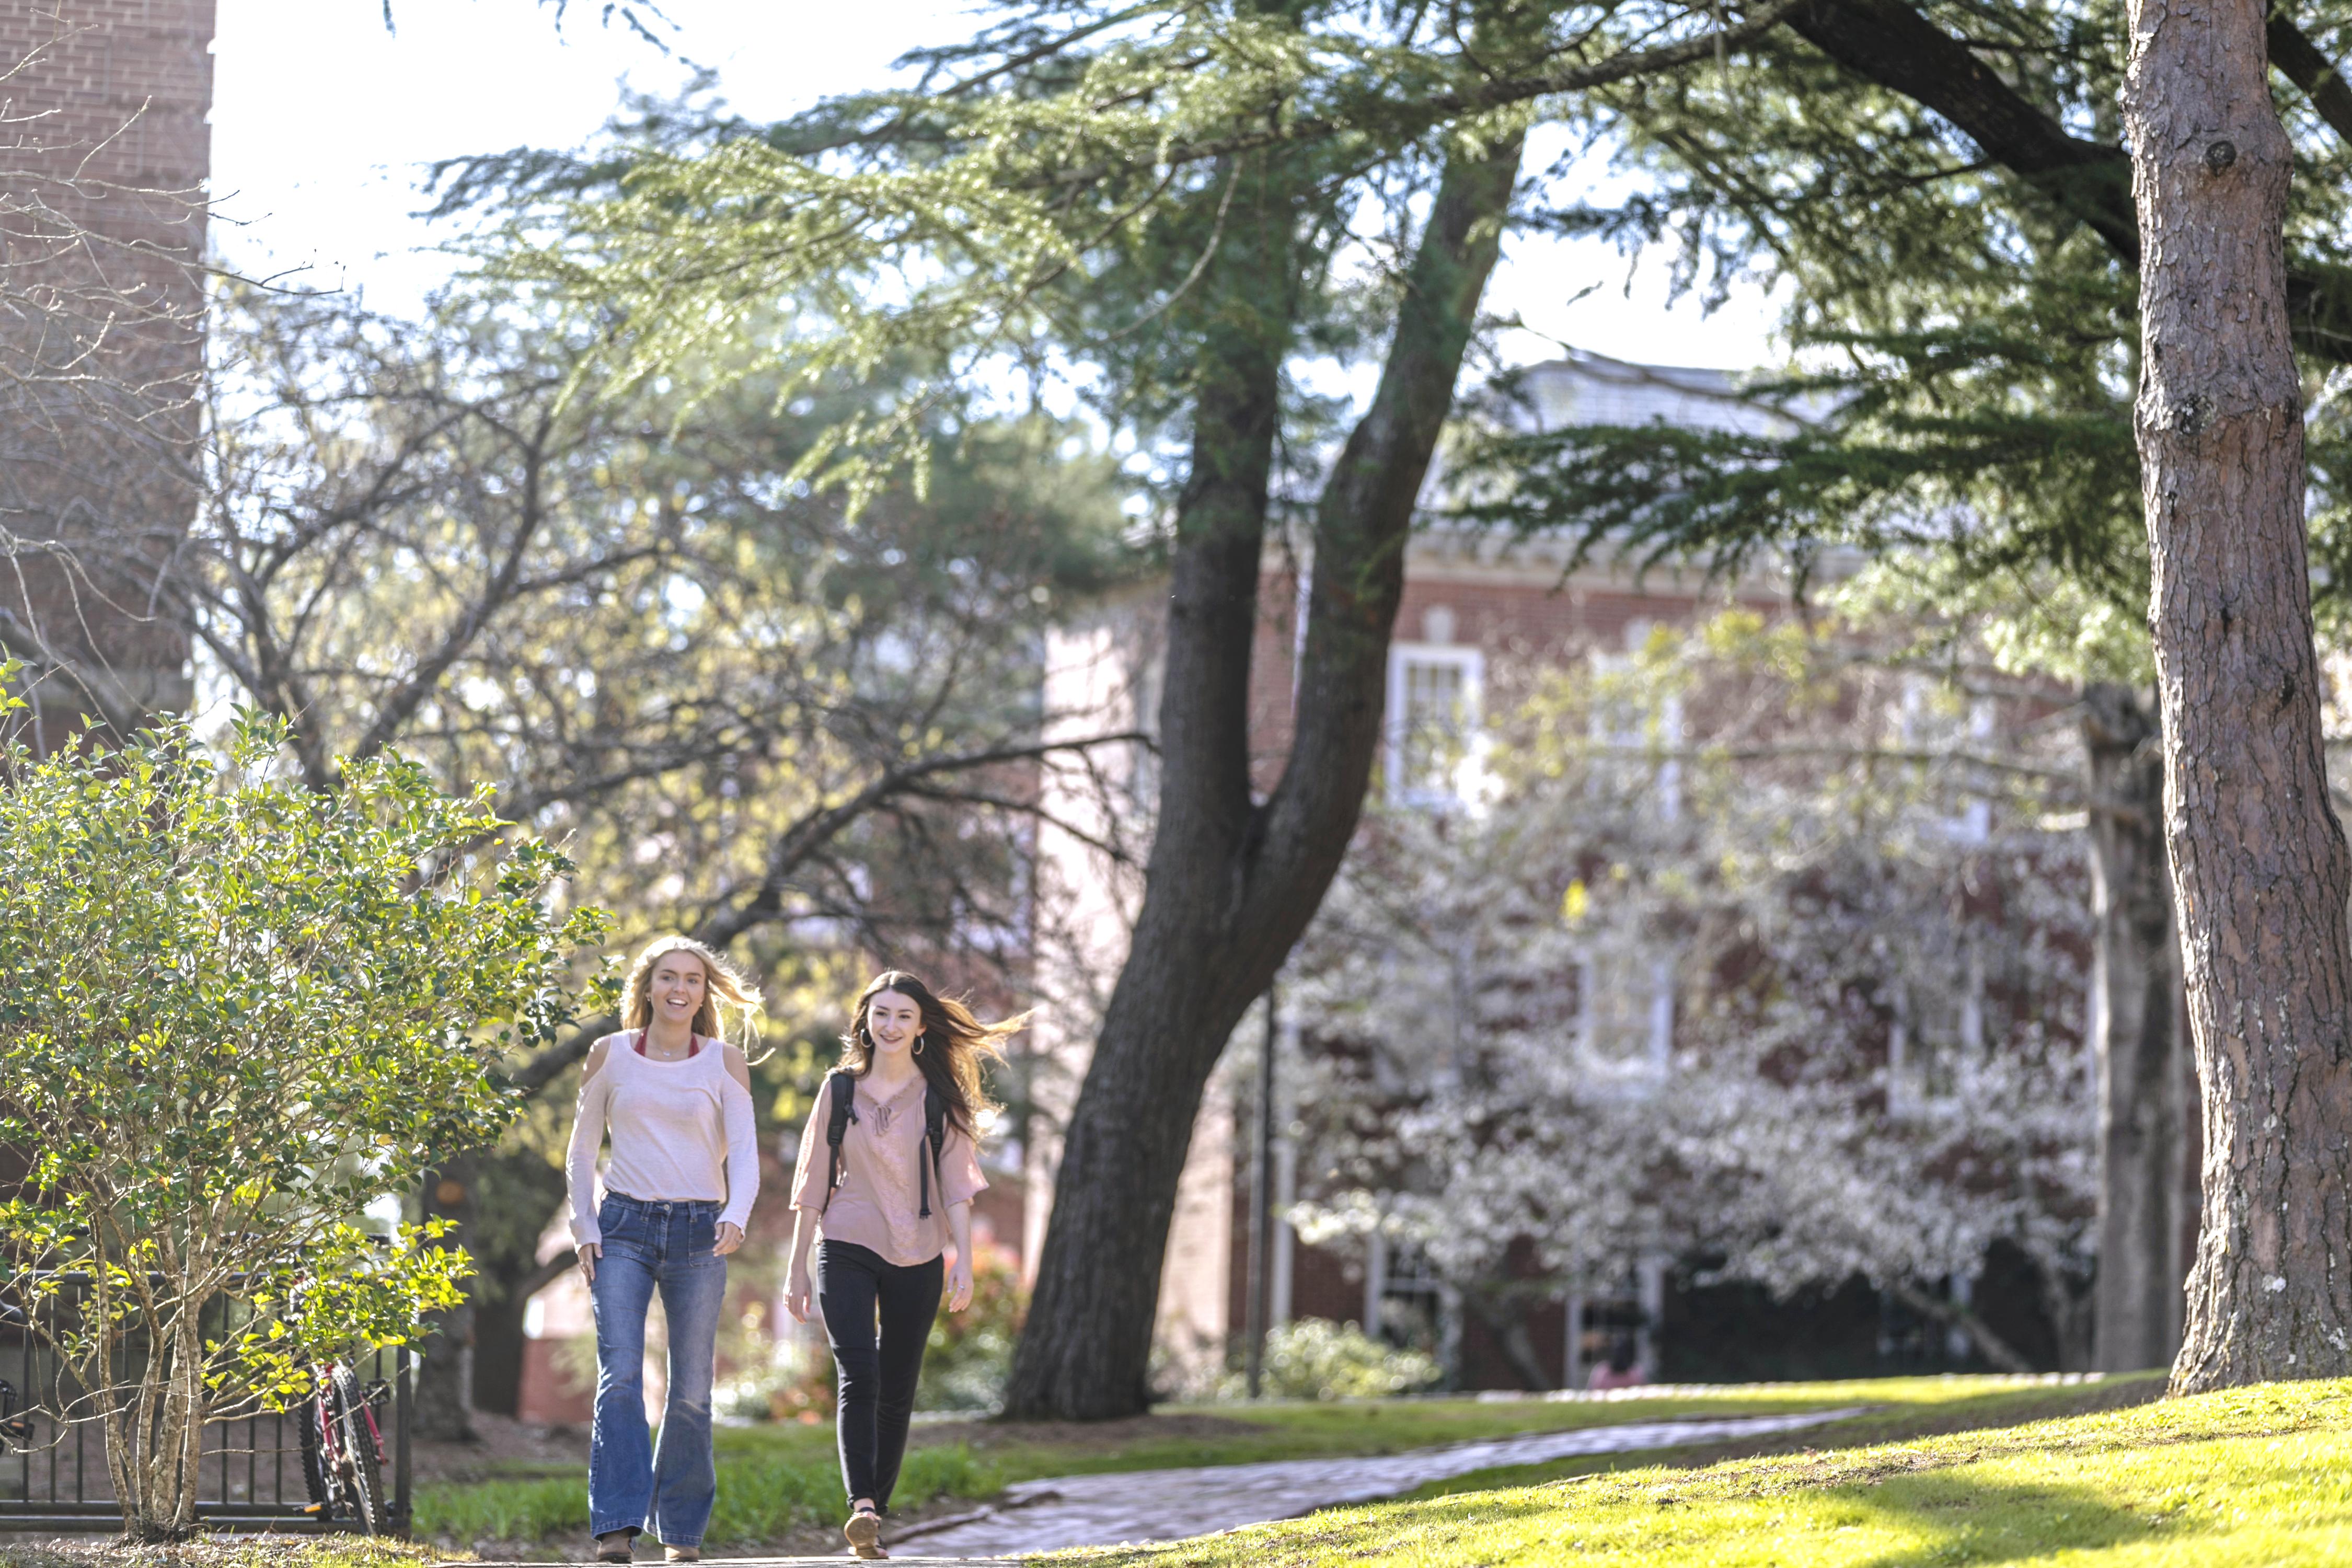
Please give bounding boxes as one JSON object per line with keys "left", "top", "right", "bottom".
{"left": 2082, "top": 684, "right": 2193, "bottom": 1371}
{"left": 2121, "top": 0, "right": 2352, "bottom": 1392}
{"left": 1000, "top": 135, "right": 1523, "bottom": 1420}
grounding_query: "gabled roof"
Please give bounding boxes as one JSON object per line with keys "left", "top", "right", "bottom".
{"left": 1504, "top": 353, "right": 1822, "bottom": 440}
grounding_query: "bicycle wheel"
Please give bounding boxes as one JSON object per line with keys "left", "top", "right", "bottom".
{"left": 298, "top": 1391, "right": 335, "bottom": 1517}
{"left": 330, "top": 1365, "right": 387, "bottom": 1535}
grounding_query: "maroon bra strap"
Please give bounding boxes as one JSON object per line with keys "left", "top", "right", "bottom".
{"left": 632, "top": 1031, "right": 702, "bottom": 1058}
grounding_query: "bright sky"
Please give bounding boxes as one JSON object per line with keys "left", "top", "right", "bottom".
{"left": 209, "top": 0, "right": 1783, "bottom": 373}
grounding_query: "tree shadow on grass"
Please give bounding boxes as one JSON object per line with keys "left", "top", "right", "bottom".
{"left": 1061, "top": 1469, "right": 2161, "bottom": 1568}
{"left": 1406, "top": 1374, "right": 2170, "bottom": 1501}
{"left": 1781, "top": 1471, "right": 2158, "bottom": 1566}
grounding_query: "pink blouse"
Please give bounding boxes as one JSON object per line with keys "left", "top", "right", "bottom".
{"left": 790, "top": 1073, "right": 986, "bottom": 1265}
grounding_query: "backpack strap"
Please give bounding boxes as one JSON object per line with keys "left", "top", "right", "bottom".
{"left": 821, "top": 1070, "right": 858, "bottom": 1215}
{"left": 920, "top": 1083, "right": 947, "bottom": 1219}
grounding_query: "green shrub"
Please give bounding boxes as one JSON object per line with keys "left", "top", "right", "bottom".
{"left": 0, "top": 694, "right": 605, "bottom": 1539}
{"left": 918, "top": 1243, "right": 1026, "bottom": 1411}
{"left": 1219, "top": 1319, "right": 1442, "bottom": 1401}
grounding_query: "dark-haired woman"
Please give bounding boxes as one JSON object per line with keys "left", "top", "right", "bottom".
{"left": 784, "top": 971, "right": 1023, "bottom": 1560}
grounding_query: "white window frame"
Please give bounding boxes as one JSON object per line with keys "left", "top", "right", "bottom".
{"left": 1897, "top": 674, "right": 1995, "bottom": 844}
{"left": 1572, "top": 943, "right": 1677, "bottom": 1092}
{"left": 1588, "top": 650, "right": 1682, "bottom": 821}
{"left": 1386, "top": 642, "right": 1485, "bottom": 809}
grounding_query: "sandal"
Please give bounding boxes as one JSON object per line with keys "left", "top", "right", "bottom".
{"left": 595, "top": 1531, "right": 636, "bottom": 1564}
{"left": 845, "top": 1505, "right": 886, "bottom": 1559}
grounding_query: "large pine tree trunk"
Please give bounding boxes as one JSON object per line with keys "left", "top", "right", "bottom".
{"left": 2122, "top": 0, "right": 2352, "bottom": 1392}
{"left": 2082, "top": 684, "right": 2190, "bottom": 1371}
{"left": 1001, "top": 136, "right": 1523, "bottom": 1420}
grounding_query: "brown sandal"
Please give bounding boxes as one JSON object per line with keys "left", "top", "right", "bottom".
{"left": 845, "top": 1506, "right": 885, "bottom": 1559}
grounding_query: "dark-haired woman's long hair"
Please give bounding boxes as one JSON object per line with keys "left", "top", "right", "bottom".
{"left": 838, "top": 970, "right": 1027, "bottom": 1137}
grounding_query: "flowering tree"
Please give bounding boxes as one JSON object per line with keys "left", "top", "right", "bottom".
{"left": 0, "top": 683, "right": 607, "bottom": 1539}
{"left": 1286, "top": 612, "right": 2097, "bottom": 1373}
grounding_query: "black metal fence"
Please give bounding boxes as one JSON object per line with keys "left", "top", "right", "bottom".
{"left": 0, "top": 1276, "right": 413, "bottom": 1535}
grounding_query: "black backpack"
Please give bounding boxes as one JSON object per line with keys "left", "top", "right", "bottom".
{"left": 822, "top": 1068, "right": 948, "bottom": 1218}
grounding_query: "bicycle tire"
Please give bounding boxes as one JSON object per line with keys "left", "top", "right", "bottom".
{"left": 330, "top": 1365, "right": 387, "bottom": 1535}
{"left": 298, "top": 1392, "right": 334, "bottom": 1515}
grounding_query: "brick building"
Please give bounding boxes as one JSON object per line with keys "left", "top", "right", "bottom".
{"left": 0, "top": 0, "right": 213, "bottom": 742}
{"left": 1028, "top": 355, "right": 1823, "bottom": 1391}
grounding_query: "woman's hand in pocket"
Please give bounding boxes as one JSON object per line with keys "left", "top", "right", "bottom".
{"left": 714, "top": 1221, "right": 744, "bottom": 1257}
{"left": 578, "top": 1242, "right": 601, "bottom": 1285}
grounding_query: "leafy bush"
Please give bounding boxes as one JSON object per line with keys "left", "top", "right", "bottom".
{"left": 918, "top": 1240, "right": 1026, "bottom": 1411}
{"left": 1218, "top": 1319, "right": 1442, "bottom": 1401}
{"left": 713, "top": 1311, "right": 836, "bottom": 1423}
{"left": 0, "top": 695, "right": 604, "bottom": 1538}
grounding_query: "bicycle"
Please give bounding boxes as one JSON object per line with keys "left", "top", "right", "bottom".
{"left": 0, "top": 1378, "right": 29, "bottom": 1451}
{"left": 296, "top": 1355, "right": 390, "bottom": 1534}
{"left": 0, "top": 1302, "right": 31, "bottom": 1452}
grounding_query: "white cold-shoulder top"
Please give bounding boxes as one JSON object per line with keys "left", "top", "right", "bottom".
{"left": 565, "top": 1032, "right": 759, "bottom": 1246}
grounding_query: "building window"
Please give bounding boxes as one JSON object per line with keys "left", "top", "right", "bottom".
{"left": 1896, "top": 675, "right": 1994, "bottom": 845}
{"left": 1575, "top": 946, "right": 1676, "bottom": 1086}
{"left": 1387, "top": 643, "right": 1484, "bottom": 807}
{"left": 1589, "top": 638, "right": 1683, "bottom": 821}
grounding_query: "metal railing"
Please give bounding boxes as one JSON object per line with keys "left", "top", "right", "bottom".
{"left": 0, "top": 1276, "right": 413, "bottom": 1534}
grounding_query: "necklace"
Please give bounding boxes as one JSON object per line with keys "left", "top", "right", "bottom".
{"left": 641, "top": 1030, "right": 696, "bottom": 1062}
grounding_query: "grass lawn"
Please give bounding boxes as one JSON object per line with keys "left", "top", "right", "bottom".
{"left": 413, "top": 1374, "right": 2152, "bottom": 1550}
{"left": 1053, "top": 1377, "right": 2352, "bottom": 1568}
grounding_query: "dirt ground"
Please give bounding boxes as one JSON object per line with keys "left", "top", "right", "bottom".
{"left": 0, "top": 1539, "right": 443, "bottom": 1568}
{"left": 409, "top": 1414, "right": 590, "bottom": 1489}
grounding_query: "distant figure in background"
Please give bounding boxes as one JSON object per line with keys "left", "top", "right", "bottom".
{"left": 784, "top": 971, "right": 1025, "bottom": 1560}
{"left": 568, "top": 936, "right": 765, "bottom": 1565}
{"left": 1586, "top": 1335, "right": 1650, "bottom": 1391}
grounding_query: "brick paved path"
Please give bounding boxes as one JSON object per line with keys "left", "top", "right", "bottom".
{"left": 902, "top": 1405, "right": 1866, "bottom": 1557}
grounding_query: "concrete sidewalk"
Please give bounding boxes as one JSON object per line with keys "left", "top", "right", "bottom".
{"left": 402, "top": 1403, "right": 1865, "bottom": 1564}
{"left": 897, "top": 1405, "right": 1867, "bottom": 1557}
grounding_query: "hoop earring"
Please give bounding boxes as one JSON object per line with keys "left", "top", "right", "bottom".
{"left": 914, "top": 1034, "right": 927, "bottom": 1056}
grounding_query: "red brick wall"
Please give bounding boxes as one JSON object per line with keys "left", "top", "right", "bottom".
{"left": 0, "top": 1, "right": 213, "bottom": 732}
{"left": 514, "top": 1335, "right": 594, "bottom": 1426}
{"left": 1244, "top": 558, "right": 1785, "bottom": 769}
{"left": 0, "top": 1, "right": 215, "bottom": 249}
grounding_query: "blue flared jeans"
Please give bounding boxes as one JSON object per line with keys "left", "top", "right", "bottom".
{"left": 587, "top": 1194, "right": 729, "bottom": 1547}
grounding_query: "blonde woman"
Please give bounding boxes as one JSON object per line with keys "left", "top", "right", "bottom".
{"left": 784, "top": 971, "right": 1024, "bottom": 1560}
{"left": 567, "top": 937, "right": 763, "bottom": 1564}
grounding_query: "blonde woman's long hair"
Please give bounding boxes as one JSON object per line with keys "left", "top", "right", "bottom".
{"left": 620, "top": 935, "right": 765, "bottom": 1050}
{"left": 839, "top": 970, "right": 1027, "bottom": 1137}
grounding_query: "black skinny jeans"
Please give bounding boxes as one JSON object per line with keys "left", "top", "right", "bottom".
{"left": 816, "top": 1239, "right": 942, "bottom": 1512}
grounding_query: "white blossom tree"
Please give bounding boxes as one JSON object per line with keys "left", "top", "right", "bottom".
{"left": 1285, "top": 609, "right": 2099, "bottom": 1375}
